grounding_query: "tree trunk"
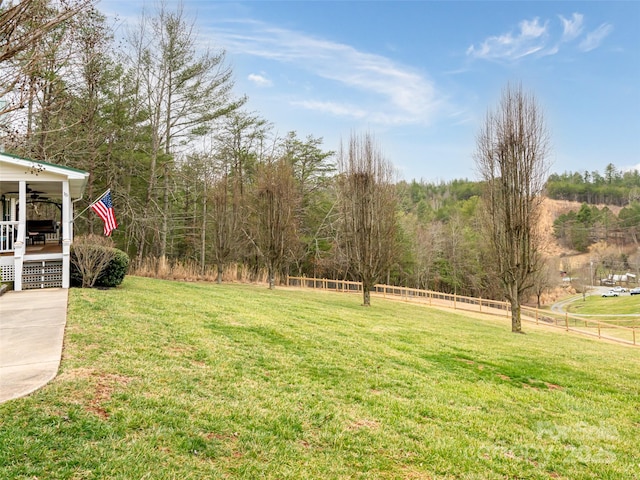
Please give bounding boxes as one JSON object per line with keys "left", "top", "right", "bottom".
{"left": 268, "top": 263, "right": 275, "bottom": 290}
{"left": 217, "top": 264, "right": 223, "bottom": 284}
{"left": 362, "top": 287, "right": 371, "bottom": 306}
{"left": 510, "top": 298, "right": 522, "bottom": 333}
{"left": 160, "top": 162, "right": 169, "bottom": 260}
{"left": 200, "top": 182, "right": 207, "bottom": 275}
{"left": 139, "top": 147, "right": 158, "bottom": 263}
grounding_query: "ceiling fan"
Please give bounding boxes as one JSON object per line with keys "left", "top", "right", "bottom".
{"left": 6, "top": 185, "right": 50, "bottom": 201}
{"left": 29, "top": 191, "right": 49, "bottom": 200}
{"left": 7, "top": 185, "right": 45, "bottom": 195}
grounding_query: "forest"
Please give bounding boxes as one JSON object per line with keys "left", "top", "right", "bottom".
{"left": 2, "top": 1, "right": 639, "bottom": 302}
{"left": 546, "top": 164, "right": 640, "bottom": 206}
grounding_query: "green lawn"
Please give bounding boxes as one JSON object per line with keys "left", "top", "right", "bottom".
{"left": 570, "top": 293, "right": 640, "bottom": 314}
{"left": 567, "top": 294, "right": 640, "bottom": 328}
{"left": 1, "top": 276, "right": 639, "bottom": 479}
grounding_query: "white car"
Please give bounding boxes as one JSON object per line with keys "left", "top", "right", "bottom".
{"left": 630, "top": 287, "right": 640, "bottom": 296}
{"left": 611, "top": 286, "right": 627, "bottom": 293}
{"left": 602, "top": 290, "right": 619, "bottom": 297}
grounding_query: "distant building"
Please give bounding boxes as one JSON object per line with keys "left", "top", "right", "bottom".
{"left": 601, "top": 273, "right": 637, "bottom": 285}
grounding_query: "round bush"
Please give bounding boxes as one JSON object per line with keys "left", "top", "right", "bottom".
{"left": 96, "top": 248, "right": 129, "bottom": 287}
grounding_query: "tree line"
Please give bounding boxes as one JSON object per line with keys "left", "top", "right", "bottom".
{"left": 546, "top": 163, "right": 640, "bottom": 206}
{"left": 6, "top": 2, "right": 631, "bottom": 332}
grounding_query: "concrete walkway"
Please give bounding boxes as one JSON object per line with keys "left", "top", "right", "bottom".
{"left": 0, "top": 288, "right": 68, "bottom": 404}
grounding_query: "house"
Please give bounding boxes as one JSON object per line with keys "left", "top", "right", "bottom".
{"left": 602, "top": 273, "right": 637, "bottom": 285}
{"left": 0, "top": 153, "right": 89, "bottom": 290}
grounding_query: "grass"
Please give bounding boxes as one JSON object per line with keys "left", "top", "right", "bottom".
{"left": 566, "top": 294, "right": 640, "bottom": 329}
{"left": 1, "top": 276, "right": 639, "bottom": 479}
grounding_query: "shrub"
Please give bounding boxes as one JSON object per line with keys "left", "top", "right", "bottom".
{"left": 96, "top": 248, "right": 129, "bottom": 287}
{"left": 70, "top": 235, "right": 129, "bottom": 288}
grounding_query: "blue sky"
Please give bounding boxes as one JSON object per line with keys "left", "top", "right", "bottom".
{"left": 98, "top": 1, "right": 640, "bottom": 182}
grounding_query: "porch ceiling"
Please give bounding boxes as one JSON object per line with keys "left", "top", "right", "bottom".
{"left": 0, "top": 153, "right": 89, "bottom": 200}
{"left": 0, "top": 180, "right": 87, "bottom": 200}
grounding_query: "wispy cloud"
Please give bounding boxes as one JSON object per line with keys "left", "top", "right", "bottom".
{"left": 209, "top": 19, "right": 441, "bottom": 125}
{"left": 579, "top": 23, "right": 614, "bottom": 52}
{"left": 468, "top": 14, "right": 612, "bottom": 62}
{"left": 292, "top": 100, "right": 368, "bottom": 120}
{"left": 247, "top": 73, "right": 272, "bottom": 87}
{"left": 559, "top": 13, "right": 584, "bottom": 41}
{"left": 466, "top": 18, "right": 549, "bottom": 61}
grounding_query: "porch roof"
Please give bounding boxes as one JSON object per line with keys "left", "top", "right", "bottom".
{"left": 0, "top": 152, "right": 89, "bottom": 199}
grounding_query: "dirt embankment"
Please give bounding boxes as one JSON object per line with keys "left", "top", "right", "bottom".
{"left": 535, "top": 198, "right": 637, "bottom": 306}
{"left": 538, "top": 198, "right": 624, "bottom": 259}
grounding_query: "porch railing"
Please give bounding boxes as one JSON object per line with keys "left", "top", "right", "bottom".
{"left": 0, "top": 221, "right": 18, "bottom": 253}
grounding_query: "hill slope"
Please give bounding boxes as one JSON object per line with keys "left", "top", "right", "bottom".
{"left": 0, "top": 277, "right": 638, "bottom": 479}
{"left": 539, "top": 197, "right": 625, "bottom": 258}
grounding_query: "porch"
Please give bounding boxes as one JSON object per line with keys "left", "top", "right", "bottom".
{"left": 1, "top": 239, "right": 63, "bottom": 256}
{"left": 1, "top": 235, "right": 65, "bottom": 289}
{"left": 1, "top": 222, "right": 62, "bottom": 253}
{"left": 0, "top": 153, "right": 89, "bottom": 290}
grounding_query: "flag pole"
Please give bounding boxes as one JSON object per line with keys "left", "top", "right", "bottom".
{"left": 73, "top": 189, "right": 111, "bottom": 221}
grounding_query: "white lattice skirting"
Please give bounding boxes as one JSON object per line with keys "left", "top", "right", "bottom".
{"left": 22, "top": 261, "right": 63, "bottom": 289}
{"left": 1, "top": 264, "right": 14, "bottom": 282}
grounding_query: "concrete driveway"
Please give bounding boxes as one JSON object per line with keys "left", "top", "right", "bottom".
{"left": 0, "top": 288, "right": 68, "bottom": 404}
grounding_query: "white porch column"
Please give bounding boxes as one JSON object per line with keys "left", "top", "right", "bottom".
{"left": 62, "top": 180, "right": 71, "bottom": 289}
{"left": 10, "top": 197, "right": 16, "bottom": 221}
{"left": 13, "top": 180, "right": 26, "bottom": 291}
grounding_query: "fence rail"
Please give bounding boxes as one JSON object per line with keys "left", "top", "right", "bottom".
{"left": 286, "top": 276, "right": 638, "bottom": 347}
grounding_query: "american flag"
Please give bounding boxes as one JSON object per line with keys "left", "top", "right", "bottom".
{"left": 91, "top": 190, "right": 118, "bottom": 236}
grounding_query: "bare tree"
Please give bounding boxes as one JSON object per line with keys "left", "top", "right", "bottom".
{"left": 249, "top": 157, "right": 301, "bottom": 289}
{"left": 474, "top": 83, "right": 551, "bottom": 332}
{"left": 529, "top": 257, "right": 558, "bottom": 308}
{"left": 208, "top": 111, "right": 271, "bottom": 279}
{"left": 413, "top": 221, "right": 443, "bottom": 290}
{"left": 209, "top": 169, "right": 239, "bottom": 283}
{"left": 0, "top": 0, "right": 91, "bottom": 114}
{"left": 336, "top": 132, "right": 398, "bottom": 306}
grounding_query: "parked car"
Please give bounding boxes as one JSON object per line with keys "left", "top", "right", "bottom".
{"left": 602, "top": 290, "right": 619, "bottom": 297}
{"left": 611, "top": 286, "right": 627, "bottom": 293}
{"left": 630, "top": 287, "right": 640, "bottom": 295}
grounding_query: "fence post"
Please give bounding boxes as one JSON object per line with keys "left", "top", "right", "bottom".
{"left": 597, "top": 321, "right": 601, "bottom": 339}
